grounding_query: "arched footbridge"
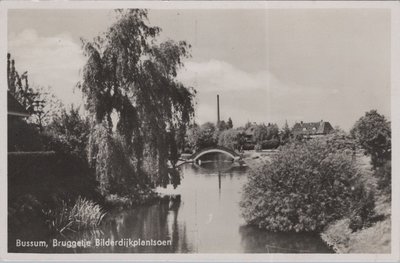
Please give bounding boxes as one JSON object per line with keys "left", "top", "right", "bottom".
{"left": 176, "top": 146, "right": 242, "bottom": 166}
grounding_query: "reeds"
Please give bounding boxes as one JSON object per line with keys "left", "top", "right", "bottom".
{"left": 43, "top": 196, "right": 107, "bottom": 234}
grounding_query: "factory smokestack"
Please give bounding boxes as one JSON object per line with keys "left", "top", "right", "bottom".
{"left": 217, "top": 94, "right": 220, "bottom": 125}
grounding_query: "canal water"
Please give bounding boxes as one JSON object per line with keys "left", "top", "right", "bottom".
{"left": 10, "top": 153, "right": 333, "bottom": 253}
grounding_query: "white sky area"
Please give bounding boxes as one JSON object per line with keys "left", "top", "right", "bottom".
{"left": 8, "top": 9, "right": 391, "bottom": 131}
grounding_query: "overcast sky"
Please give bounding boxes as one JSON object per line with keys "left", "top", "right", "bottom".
{"left": 8, "top": 8, "right": 391, "bottom": 130}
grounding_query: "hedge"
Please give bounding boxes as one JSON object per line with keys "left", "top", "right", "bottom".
{"left": 8, "top": 151, "right": 99, "bottom": 203}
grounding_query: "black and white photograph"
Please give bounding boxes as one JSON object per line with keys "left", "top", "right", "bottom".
{"left": 1, "top": 1, "right": 399, "bottom": 261}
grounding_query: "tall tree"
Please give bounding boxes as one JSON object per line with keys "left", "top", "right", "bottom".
{"left": 350, "top": 110, "right": 391, "bottom": 168}
{"left": 227, "top": 117, "right": 233, "bottom": 129}
{"left": 281, "top": 120, "right": 291, "bottom": 143}
{"left": 7, "top": 53, "right": 38, "bottom": 114}
{"left": 79, "top": 10, "right": 195, "bottom": 194}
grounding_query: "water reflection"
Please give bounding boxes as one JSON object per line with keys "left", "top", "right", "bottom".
{"left": 10, "top": 153, "right": 333, "bottom": 253}
{"left": 239, "top": 226, "right": 332, "bottom": 253}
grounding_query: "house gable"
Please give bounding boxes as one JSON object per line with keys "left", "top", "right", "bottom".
{"left": 292, "top": 121, "right": 333, "bottom": 136}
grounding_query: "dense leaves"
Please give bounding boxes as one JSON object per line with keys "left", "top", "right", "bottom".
{"left": 241, "top": 138, "right": 362, "bottom": 232}
{"left": 79, "top": 10, "right": 195, "bottom": 195}
{"left": 218, "top": 129, "right": 246, "bottom": 150}
{"left": 350, "top": 110, "right": 391, "bottom": 195}
{"left": 45, "top": 107, "right": 90, "bottom": 160}
{"left": 252, "top": 123, "right": 280, "bottom": 143}
{"left": 350, "top": 110, "right": 391, "bottom": 168}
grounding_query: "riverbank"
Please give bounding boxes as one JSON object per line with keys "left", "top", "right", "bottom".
{"left": 241, "top": 150, "right": 275, "bottom": 168}
{"left": 242, "top": 151, "right": 391, "bottom": 253}
{"left": 321, "top": 154, "right": 391, "bottom": 253}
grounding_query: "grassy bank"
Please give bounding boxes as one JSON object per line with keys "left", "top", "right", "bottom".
{"left": 320, "top": 154, "right": 391, "bottom": 253}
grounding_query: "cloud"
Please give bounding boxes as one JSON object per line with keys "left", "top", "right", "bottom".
{"left": 178, "top": 59, "right": 289, "bottom": 94}
{"left": 177, "top": 59, "right": 345, "bottom": 128}
{"left": 8, "top": 29, "right": 85, "bottom": 106}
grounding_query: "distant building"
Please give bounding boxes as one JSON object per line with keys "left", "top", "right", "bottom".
{"left": 8, "top": 91, "right": 29, "bottom": 118}
{"left": 292, "top": 120, "right": 333, "bottom": 139}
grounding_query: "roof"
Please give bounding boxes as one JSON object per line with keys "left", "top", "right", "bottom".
{"left": 292, "top": 121, "right": 333, "bottom": 135}
{"left": 8, "top": 91, "right": 30, "bottom": 117}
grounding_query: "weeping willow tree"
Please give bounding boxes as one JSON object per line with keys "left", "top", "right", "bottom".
{"left": 79, "top": 10, "right": 196, "bottom": 196}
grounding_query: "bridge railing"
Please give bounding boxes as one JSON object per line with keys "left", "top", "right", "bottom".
{"left": 190, "top": 145, "right": 240, "bottom": 160}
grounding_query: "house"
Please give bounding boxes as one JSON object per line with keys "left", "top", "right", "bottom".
{"left": 292, "top": 120, "right": 334, "bottom": 139}
{"left": 8, "top": 91, "right": 32, "bottom": 152}
{"left": 8, "top": 91, "right": 29, "bottom": 118}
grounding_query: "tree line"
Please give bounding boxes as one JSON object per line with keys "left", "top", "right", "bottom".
{"left": 185, "top": 119, "right": 294, "bottom": 153}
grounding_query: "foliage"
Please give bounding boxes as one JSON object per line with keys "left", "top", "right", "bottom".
{"left": 105, "top": 187, "right": 158, "bottom": 208}
{"left": 27, "top": 86, "right": 64, "bottom": 132}
{"left": 375, "top": 161, "right": 391, "bottom": 196}
{"left": 7, "top": 53, "right": 38, "bottom": 114}
{"left": 261, "top": 139, "right": 280, "bottom": 150}
{"left": 8, "top": 117, "right": 44, "bottom": 152}
{"left": 43, "top": 196, "right": 106, "bottom": 234}
{"left": 280, "top": 121, "right": 291, "bottom": 144}
{"left": 45, "top": 106, "right": 90, "bottom": 160}
{"left": 250, "top": 123, "right": 280, "bottom": 144}
{"left": 217, "top": 119, "right": 232, "bottom": 131}
{"left": 186, "top": 122, "right": 218, "bottom": 151}
{"left": 8, "top": 151, "right": 100, "bottom": 205}
{"left": 324, "top": 130, "right": 357, "bottom": 154}
{"left": 254, "top": 143, "right": 262, "bottom": 152}
{"left": 350, "top": 110, "right": 391, "bottom": 169}
{"left": 241, "top": 138, "right": 364, "bottom": 232}
{"left": 244, "top": 121, "right": 253, "bottom": 130}
{"left": 217, "top": 129, "right": 245, "bottom": 150}
{"left": 79, "top": 9, "right": 196, "bottom": 194}
{"left": 348, "top": 183, "right": 377, "bottom": 232}
{"left": 185, "top": 123, "right": 201, "bottom": 152}
{"left": 8, "top": 194, "right": 45, "bottom": 234}
{"left": 227, "top": 117, "right": 233, "bottom": 129}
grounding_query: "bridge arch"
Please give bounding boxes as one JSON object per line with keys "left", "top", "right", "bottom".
{"left": 190, "top": 146, "right": 240, "bottom": 162}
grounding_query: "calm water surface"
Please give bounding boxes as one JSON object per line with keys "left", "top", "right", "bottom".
{"left": 11, "top": 154, "right": 333, "bottom": 253}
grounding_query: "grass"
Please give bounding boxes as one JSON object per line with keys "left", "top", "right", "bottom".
{"left": 43, "top": 196, "right": 107, "bottom": 234}
{"left": 321, "top": 217, "right": 391, "bottom": 253}
{"left": 320, "top": 154, "right": 391, "bottom": 253}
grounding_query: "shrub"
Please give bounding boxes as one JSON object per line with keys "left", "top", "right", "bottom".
{"left": 8, "top": 117, "right": 45, "bottom": 152}
{"left": 241, "top": 139, "right": 360, "bottom": 232}
{"left": 8, "top": 194, "right": 46, "bottom": 235}
{"left": 254, "top": 143, "right": 262, "bottom": 152}
{"left": 348, "top": 184, "right": 376, "bottom": 232}
{"left": 43, "top": 196, "right": 106, "bottom": 234}
{"left": 375, "top": 161, "right": 391, "bottom": 196}
{"left": 261, "top": 139, "right": 280, "bottom": 149}
{"left": 242, "top": 143, "right": 255, "bottom": 150}
{"left": 218, "top": 129, "right": 246, "bottom": 150}
{"left": 45, "top": 106, "right": 90, "bottom": 161}
{"left": 8, "top": 151, "right": 99, "bottom": 204}
{"left": 350, "top": 110, "right": 391, "bottom": 169}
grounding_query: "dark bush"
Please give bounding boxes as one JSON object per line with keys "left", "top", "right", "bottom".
{"left": 261, "top": 139, "right": 280, "bottom": 149}
{"left": 241, "top": 139, "right": 361, "bottom": 232}
{"left": 375, "top": 161, "right": 391, "bottom": 196}
{"left": 349, "top": 183, "right": 377, "bottom": 232}
{"left": 242, "top": 143, "right": 255, "bottom": 150}
{"left": 8, "top": 116, "right": 44, "bottom": 152}
{"left": 8, "top": 151, "right": 100, "bottom": 203}
{"left": 350, "top": 110, "right": 391, "bottom": 169}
